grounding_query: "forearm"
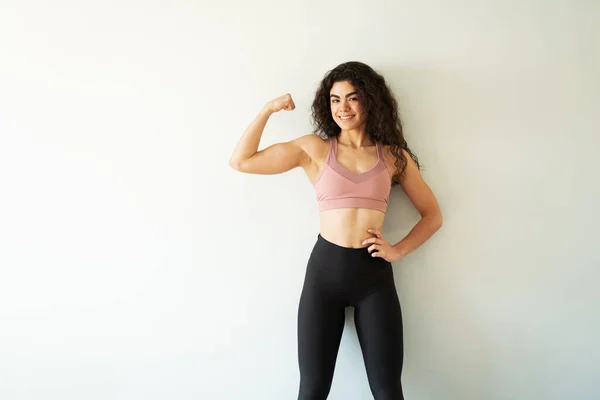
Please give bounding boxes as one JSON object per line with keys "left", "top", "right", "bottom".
{"left": 392, "top": 213, "right": 443, "bottom": 258}
{"left": 229, "top": 105, "right": 273, "bottom": 165}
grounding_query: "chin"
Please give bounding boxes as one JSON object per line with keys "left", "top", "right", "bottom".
{"left": 342, "top": 122, "right": 363, "bottom": 130}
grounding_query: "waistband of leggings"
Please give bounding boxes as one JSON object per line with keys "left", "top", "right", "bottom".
{"left": 312, "top": 233, "right": 393, "bottom": 270}
{"left": 313, "top": 233, "right": 376, "bottom": 261}
{"left": 316, "top": 233, "right": 368, "bottom": 251}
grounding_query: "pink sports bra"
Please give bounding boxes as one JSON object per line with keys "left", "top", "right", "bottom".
{"left": 313, "top": 136, "right": 392, "bottom": 213}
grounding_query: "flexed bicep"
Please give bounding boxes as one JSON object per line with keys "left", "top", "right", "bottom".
{"left": 233, "top": 138, "right": 310, "bottom": 175}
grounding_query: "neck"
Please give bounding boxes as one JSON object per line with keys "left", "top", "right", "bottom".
{"left": 338, "top": 129, "right": 374, "bottom": 149}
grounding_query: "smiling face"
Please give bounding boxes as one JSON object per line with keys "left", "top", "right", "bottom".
{"left": 330, "top": 80, "right": 366, "bottom": 131}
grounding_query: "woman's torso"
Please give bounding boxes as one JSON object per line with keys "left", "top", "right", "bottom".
{"left": 302, "top": 135, "right": 395, "bottom": 248}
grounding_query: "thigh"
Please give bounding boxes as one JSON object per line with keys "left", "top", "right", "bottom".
{"left": 354, "top": 276, "right": 404, "bottom": 399}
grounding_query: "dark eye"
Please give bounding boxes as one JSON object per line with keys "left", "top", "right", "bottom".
{"left": 349, "top": 97, "right": 358, "bottom": 101}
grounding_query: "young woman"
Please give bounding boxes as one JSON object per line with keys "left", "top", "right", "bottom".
{"left": 229, "top": 61, "right": 443, "bottom": 400}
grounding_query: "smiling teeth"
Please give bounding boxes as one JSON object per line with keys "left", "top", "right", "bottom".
{"left": 340, "top": 116, "right": 354, "bottom": 119}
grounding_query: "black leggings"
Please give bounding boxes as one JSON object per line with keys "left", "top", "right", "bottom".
{"left": 297, "top": 234, "right": 404, "bottom": 400}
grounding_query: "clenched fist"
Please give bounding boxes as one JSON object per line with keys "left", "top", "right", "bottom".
{"left": 266, "top": 93, "right": 296, "bottom": 113}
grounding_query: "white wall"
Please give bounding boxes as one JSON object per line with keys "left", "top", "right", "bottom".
{"left": 1, "top": 1, "right": 598, "bottom": 399}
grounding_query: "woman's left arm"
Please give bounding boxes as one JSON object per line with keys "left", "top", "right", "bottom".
{"left": 390, "top": 150, "right": 443, "bottom": 258}
{"left": 364, "top": 150, "right": 443, "bottom": 262}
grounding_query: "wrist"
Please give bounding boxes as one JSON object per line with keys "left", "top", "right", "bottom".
{"left": 393, "top": 243, "right": 408, "bottom": 258}
{"left": 261, "top": 103, "right": 275, "bottom": 116}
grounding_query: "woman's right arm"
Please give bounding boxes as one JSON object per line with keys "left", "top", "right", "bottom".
{"left": 229, "top": 94, "right": 312, "bottom": 175}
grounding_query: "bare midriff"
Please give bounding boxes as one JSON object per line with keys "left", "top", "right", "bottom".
{"left": 318, "top": 208, "right": 385, "bottom": 248}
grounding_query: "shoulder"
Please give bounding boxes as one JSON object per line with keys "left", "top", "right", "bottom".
{"left": 381, "top": 144, "right": 401, "bottom": 162}
{"left": 294, "top": 133, "right": 328, "bottom": 147}
{"left": 381, "top": 145, "right": 417, "bottom": 179}
{"left": 269, "top": 133, "right": 328, "bottom": 169}
{"left": 381, "top": 144, "right": 412, "bottom": 161}
{"left": 292, "top": 133, "right": 329, "bottom": 155}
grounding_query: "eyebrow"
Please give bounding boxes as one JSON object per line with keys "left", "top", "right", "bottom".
{"left": 330, "top": 91, "right": 358, "bottom": 98}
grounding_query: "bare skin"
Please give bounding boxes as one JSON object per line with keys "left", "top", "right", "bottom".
{"left": 230, "top": 82, "right": 442, "bottom": 261}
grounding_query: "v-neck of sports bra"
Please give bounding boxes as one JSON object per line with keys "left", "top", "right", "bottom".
{"left": 328, "top": 137, "right": 386, "bottom": 183}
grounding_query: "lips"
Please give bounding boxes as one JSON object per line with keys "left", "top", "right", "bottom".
{"left": 339, "top": 115, "right": 355, "bottom": 121}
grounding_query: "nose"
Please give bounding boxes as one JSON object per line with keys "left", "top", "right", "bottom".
{"left": 339, "top": 99, "right": 350, "bottom": 111}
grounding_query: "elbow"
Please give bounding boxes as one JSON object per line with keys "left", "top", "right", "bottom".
{"left": 229, "top": 158, "right": 243, "bottom": 171}
{"left": 433, "top": 212, "right": 443, "bottom": 231}
{"left": 424, "top": 210, "right": 443, "bottom": 232}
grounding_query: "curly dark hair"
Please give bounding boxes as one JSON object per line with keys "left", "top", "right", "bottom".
{"left": 311, "top": 61, "right": 420, "bottom": 184}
